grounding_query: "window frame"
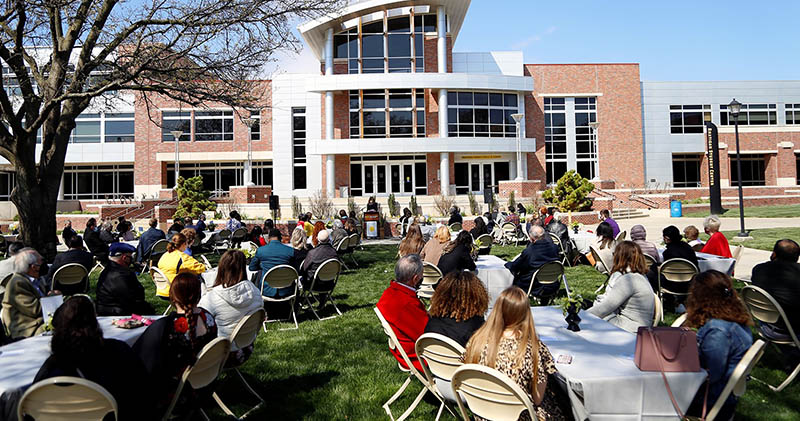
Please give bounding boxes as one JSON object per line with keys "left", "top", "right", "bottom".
{"left": 719, "top": 103, "right": 777, "bottom": 126}
{"left": 669, "top": 105, "right": 711, "bottom": 134}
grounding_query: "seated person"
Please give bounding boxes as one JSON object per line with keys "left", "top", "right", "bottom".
{"left": 300, "top": 230, "right": 338, "bottom": 289}
{"left": 398, "top": 224, "right": 425, "bottom": 258}
{"left": 684, "top": 225, "right": 705, "bottom": 251}
{"left": 420, "top": 225, "right": 450, "bottom": 266}
{"left": 84, "top": 218, "right": 109, "bottom": 263}
{"left": 96, "top": 243, "right": 155, "bottom": 316}
{"left": 167, "top": 218, "right": 185, "bottom": 237}
{"left": 599, "top": 209, "right": 620, "bottom": 238}
{"left": 376, "top": 254, "right": 428, "bottom": 371}
{"left": 99, "top": 221, "right": 119, "bottom": 244}
{"left": 226, "top": 211, "right": 243, "bottom": 232}
{"left": 685, "top": 271, "right": 753, "bottom": 420}
{"left": 249, "top": 226, "right": 266, "bottom": 247}
{"left": 250, "top": 228, "right": 294, "bottom": 297}
{"left": 34, "top": 296, "right": 151, "bottom": 421}
{"left": 464, "top": 287, "right": 567, "bottom": 421}
{"left": 399, "top": 208, "right": 413, "bottom": 236}
{"left": 61, "top": 220, "right": 77, "bottom": 246}
{"left": 701, "top": 215, "right": 732, "bottom": 258}
{"left": 330, "top": 219, "right": 348, "bottom": 248}
{"left": 288, "top": 228, "right": 308, "bottom": 272}
{"left": 469, "top": 217, "right": 488, "bottom": 239}
{"left": 648, "top": 225, "right": 699, "bottom": 294}
{"left": 751, "top": 239, "right": 800, "bottom": 340}
{"left": 156, "top": 233, "right": 206, "bottom": 298}
{"left": 447, "top": 206, "right": 463, "bottom": 226}
{"left": 545, "top": 211, "right": 574, "bottom": 261}
{"left": 506, "top": 225, "right": 559, "bottom": 297}
{"left": 424, "top": 271, "right": 488, "bottom": 347}
{"left": 437, "top": 231, "right": 477, "bottom": 276}
{"left": 46, "top": 235, "right": 93, "bottom": 294}
{"left": 630, "top": 224, "right": 660, "bottom": 263}
{"left": 136, "top": 217, "right": 166, "bottom": 264}
{"left": 505, "top": 207, "right": 520, "bottom": 226}
{"left": 0, "top": 249, "right": 50, "bottom": 339}
{"left": 0, "top": 241, "right": 25, "bottom": 282}
{"left": 199, "top": 249, "right": 262, "bottom": 366}
{"left": 588, "top": 241, "right": 656, "bottom": 333}
{"left": 589, "top": 222, "right": 616, "bottom": 271}
{"left": 133, "top": 273, "right": 217, "bottom": 416}
{"left": 184, "top": 217, "right": 206, "bottom": 243}
{"left": 180, "top": 227, "right": 198, "bottom": 256}
{"left": 344, "top": 218, "right": 359, "bottom": 236}
{"left": 195, "top": 214, "right": 207, "bottom": 233}
{"left": 118, "top": 218, "right": 136, "bottom": 242}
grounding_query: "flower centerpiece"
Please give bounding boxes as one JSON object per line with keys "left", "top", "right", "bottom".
{"left": 570, "top": 221, "right": 582, "bottom": 234}
{"left": 559, "top": 294, "right": 584, "bottom": 332}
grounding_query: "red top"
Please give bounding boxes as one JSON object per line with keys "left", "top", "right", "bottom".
{"left": 376, "top": 281, "right": 429, "bottom": 371}
{"left": 701, "top": 232, "right": 732, "bottom": 258}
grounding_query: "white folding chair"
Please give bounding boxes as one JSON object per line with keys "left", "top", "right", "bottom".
{"left": 141, "top": 239, "right": 169, "bottom": 275}
{"left": 548, "top": 233, "right": 570, "bottom": 266}
{"left": 241, "top": 241, "right": 259, "bottom": 254}
{"left": 162, "top": 338, "right": 231, "bottom": 421}
{"left": 475, "top": 234, "right": 493, "bottom": 255}
{"left": 501, "top": 223, "right": 519, "bottom": 246}
{"left": 671, "top": 313, "right": 687, "bottom": 328}
{"left": 213, "top": 309, "right": 267, "bottom": 419}
{"left": 51, "top": 263, "right": 89, "bottom": 293}
{"left": 214, "top": 229, "right": 233, "bottom": 254}
{"left": 150, "top": 268, "right": 173, "bottom": 315}
{"left": 589, "top": 245, "right": 612, "bottom": 293}
{"left": 417, "top": 262, "right": 443, "bottom": 302}
{"left": 302, "top": 259, "right": 343, "bottom": 321}
{"left": 658, "top": 258, "right": 699, "bottom": 316}
{"left": 415, "top": 333, "right": 465, "bottom": 421}
{"left": 653, "top": 293, "right": 663, "bottom": 327}
{"left": 335, "top": 235, "right": 352, "bottom": 271}
{"left": 615, "top": 230, "right": 627, "bottom": 242}
{"left": 18, "top": 376, "right": 118, "bottom": 421}
{"left": 732, "top": 244, "right": 744, "bottom": 274}
{"left": 449, "top": 222, "right": 462, "bottom": 232}
{"left": 199, "top": 254, "right": 213, "bottom": 271}
{"left": 528, "top": 261, "right": 569, "bottom": 303}
{"left": 741, "top": 285, "right": 800, "bottom": 391}
{"left": 451, "top": 364, "right": 537, "bottom": 421}
{"left": 260, "top": 265, "right": 300, "bottom": 330}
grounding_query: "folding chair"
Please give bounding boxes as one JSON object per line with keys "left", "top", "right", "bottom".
{"left": 346, "top": 233, "right": 361, "bottom": 267}
{"left": 214, "top": 229, "right": 232, "bottom": 254}
{"left": 162, "top": 338, "right": 231, "bottom": 421}
{"left": 448, "top": 222, "right": 462, "bottom": 232}
{"left": 301, "top": 259, "right": 343, "bottom": 320}
{"left": 741, "top": 285, "right": 800, "bottom": 391}
{"left": 241, "top": 241, "right": 259, "bottom": 254}
{"left": 417, "top": 262, "right": 443, "bottom": 302}
{"left": 335, "top": 235, "right": 352, "bottom": 271}
{"left": 658, "top": 258, "right": 699, "bottom": 316}
{"left": 548, "top": 233, "right": 570, "bottom": 266}
{"left": 475, "top": 234, "right": 493, "bottom": 255}
{"left": 51, "top": 263, "right": 89, "bottom": 294}
{"left": 732, "top": 244, "right": 744, "bottom": 274}
{"left": 89, "top": 257, "right": 105, "bottom": 277}
{"left": 230, "top": 228, "right": 248, "bottom": 248}
{"left": 415, "top": 333, "right": 464, "bottom": 421}
{"left": 643, "top": 253, "right": 657, "bottom": 269}
{"left": 589, "top": 245, "right": 612, "bottom": 293}
{"left": 18, "top": 376, "right": 117, "bottom": 421}
{"left": 652, "top": 292, "right": 663, "bottom": 327}
{"left": 615, "top": 230, "right": 627, "bottom": 242}
{"left": 374, "top": 307, "right": 439, "bottom": 421}
{"left": 686, "top": 340, "right": 767, "bottom": 421}
{"left": 671, "top": 313, "right": 687, "bottom": 327}
{"left": 199, "top": 254, "right": 213, "bottom": 271}
{"left": 451, "top": 364, "right": 536, "bottom": 421}
{"left": 528, "top": 261, "right": 568, "bottom": 304}
{"left": 150, "top": 268, "right": 173, "bottom": 315}
{"left": 260, "top": 265, "right": 300, "bottom": 330}
{"left": 141, "top": 239, "right": 169, "bottom": 275}
{"left": 501, "top": 223, "right": 519, "bottom": 246}
{"left": 213, "top": 309, "right": 267, "bottom": 420}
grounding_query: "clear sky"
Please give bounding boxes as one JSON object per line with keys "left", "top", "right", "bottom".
{"left": 456, "top": 0, "right": 800, "bottom": 81}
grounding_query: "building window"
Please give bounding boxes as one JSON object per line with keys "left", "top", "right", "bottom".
{"left": 349, "top": 155, "right": 426, "bottom": 196}
{"left": 63, "top": 165, "right": 134, "bottom": 200}
{"left": 672, "top": 154, "right": 702, "bottom": 187}
{"left": 670, "top": 105, "right": 711, "bottom": 134}
{"left": 574, "top": 97, "right": 598, "bottom": 180}
{"left": 447, "top": 92, "right": 518, "bottom": 138}
{"left": 0, "top": 171, "right": 15, "bottom": 200}
{"left": 292, "top": 108, "right": 307, "bottom": 190}
{"left": 71, "top": 113, "right": 101, "bottom": 143}
{"left": 249, "top": 110, "right": 261, "bottom": 141}
{"left": 161, "top": 111, "right": 191, "bottom": 142}
{"left": 349, "top": 89, "right": 425, "bottom": 138}
{"left": 544, "top": 97, "right": 567, "bottom": 184}
{"left": 333, "top": 12, "right": 432, "bottom": 74}
{"left": 787, "top": 104, "right": 800, "bottom": 125}
{"left": 720, "top": 103, "right": 777, "bottom": 126}
{"left": 166, "top": 162, "right": 244, "bottom": 194}
{"left": 194, "top": 110, "right": 234, "bottom": 141}
{"left": 104, "top": 113, "right": 135, "bottom": 142}
{"left": 252, "top": 161, "right": 273, "bottom": 186}
{"left": 730, "top": 154, "right": 766, "bottom": 186}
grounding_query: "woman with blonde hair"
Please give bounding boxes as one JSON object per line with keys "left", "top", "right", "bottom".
{"left": 156, "top": 232, "right": 206, "bottom": 297}
{"left": 424, "top": 271, "right": 488, "bottom": 346}
{"left": 397, "top": 224, "right": 425, "bottom": 258}
{"left": 588, "top": 241, "right": 655, "bottom": 333}
{"left": 289, "top": 228, "right": 308, "bottom": 272}
{"left": 464, "top": 287, "right": 565, "bottom": 421}
{"left": 419, "top": 225, "right": 451, "bottom": 265}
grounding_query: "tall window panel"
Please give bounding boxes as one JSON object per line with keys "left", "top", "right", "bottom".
{"left": 71, "top": 113, "right": 101, "bottom": 143}
{"left": 544, "top": 98, "right": 567, "bottom": 184}
{"left": 720, "top": 104, "right": 776, "bottom": 125}
{"left": 672, "top": 154, "right": 702, "bottom": 187}
{"left": 161, "top": 111, "right": 191, "bottom": 141}
{"left": 574, "top": 97, "right": 598, "bottom": 180}
{"left": 787, "top": 104, "right": 800, "bottom": 125}
{"left": 194, "top": 110, "right": 234, "bottom": 141}
{"left": 292, "top": 107, "right": 307, "bottom": 190}
{"left": 730, "top": 154, "right": 766, "bottom": 186}
{"left": 249, "top": 110, "right": 261, "bottom": 141}
{"left": 349, "top": 89, "right": 425, "bottom": 139}
{"left": 447, "top": 92, "right": 518, "bottom": 138}
{"left": 63, "top": 165, "right": 134, "bottom": 200}
{"left": 0, "top": 171, "right": 15, "bottom": 200}
{"left": 669, "top": 105, "right": 711, "bottom": 134}
{"left": 104, "top": 113, "right": 135, "bottom": 142}
{"left": 252, "top": 161, "right": 273, "bottom": 187}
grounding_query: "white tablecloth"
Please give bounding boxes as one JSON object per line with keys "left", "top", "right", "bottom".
{"left": 475, "top": 255, "right": 513, "bottom": 312}
{"left": 657, "top": 249, "right": 736, "bottom": 275}
{"left": 0, "top": 316, "right": 157, "bottom": 398}
{"left": 569, "top": 231, "right": 596, "bottom": 255}
{"left": 532, "top": 307, "right": 706, "bottom": 420}
{"left": 124, "top": 240, "right": 139, "bottom": 249}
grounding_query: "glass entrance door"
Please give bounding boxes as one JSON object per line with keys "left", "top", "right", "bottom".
{"left": 353, "top": 158, "right": 427, "bottom": 196}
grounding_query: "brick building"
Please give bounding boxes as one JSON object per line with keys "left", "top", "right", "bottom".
{"left": 1, "top": 0, "right": 799, "bottom": 217}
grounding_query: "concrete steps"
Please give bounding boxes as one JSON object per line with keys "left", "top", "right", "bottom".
{"left": 613, "top": 208, "right": 648, "bottom": 220}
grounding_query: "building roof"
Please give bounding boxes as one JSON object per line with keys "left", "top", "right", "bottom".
{"left": 298, "top": 0, "right": 471, "bottom": 61}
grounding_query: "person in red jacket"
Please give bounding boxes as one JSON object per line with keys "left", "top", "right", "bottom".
{"left": 701, "top": 215, "right": 732, "bottom": 258}
{"left": 376, "top": 254, "right": 428, "bottom": 371}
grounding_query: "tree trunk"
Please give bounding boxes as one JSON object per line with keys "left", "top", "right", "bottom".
{"left": 11, "top": 174, "right": 60, "bottom": 262}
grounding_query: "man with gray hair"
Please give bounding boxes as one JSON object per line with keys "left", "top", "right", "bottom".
{"left": 376, "top": 254, "right": 427, "bottom": 371}
{"left": 505, "top": 225, "right": 560, "bottom": 300}
{"left": 545, "top": 210, "right": 574, "bottom": 261}
{"left": 1, "top": 249, "right": 50, "bottom": 338}
{"left": 300, "top": 230, "right": 338, "bottom": 289}
{"left": 0, "top": 241, "right": 26, "bottom": 283}
{"left": 330, "top": 219, "right": 348, "bottom": 248}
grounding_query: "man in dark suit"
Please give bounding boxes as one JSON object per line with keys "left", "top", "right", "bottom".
{"left": 250, "top": 228, "right": 294, "bottom": 297}
{"left": 84, "top": 218, "right": 109, "bottom": 263}
{"left": 96, "top": 243, "right": 154, "bottom": 316}
{"left": 61, "top": 220, "right": 77, "bottom": 246}
{"left": 752, "top": 239, "right": 800, "bottom": 338}
{"left": 47, "top": 235, "right": 94, "bottom": 294}
{"left": 505, "top": 225, "right": 560, "bottom": 297}
{"left": 136, "top": 218, "right": 166, "bottom": 264}
{"left": 300, "top": 230, "right": 339, "bottom": 290}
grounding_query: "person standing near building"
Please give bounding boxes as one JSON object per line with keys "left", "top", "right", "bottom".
{"left": 599, "top": 209, "right": 620, "bottom": 238}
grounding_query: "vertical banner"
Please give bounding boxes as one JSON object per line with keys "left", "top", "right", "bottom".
{"left": 704, "top": 121, "right": 723, "bottom": 215}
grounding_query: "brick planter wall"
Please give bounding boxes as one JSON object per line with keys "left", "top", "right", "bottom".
{"left": 229, "top": 186, "right": 271, "bottom": 204}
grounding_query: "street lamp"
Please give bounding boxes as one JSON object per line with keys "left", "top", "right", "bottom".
{"left": 589, "top": 121, "right": 600, "bottom": 180}
{"left": 170, "top": 130, "right": 183, "bottom": 189}
{"left": 728, "top": 98, "right": 747, "bottom": 238}
{"left": 511, "top": 113, "right": 524, "bottom": 181}
{"left": 241, "top": 111, "right": 259, "bottom": 186}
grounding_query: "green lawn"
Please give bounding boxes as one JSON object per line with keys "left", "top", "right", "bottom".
{"left": 718, "top": 228, "right": 800, "bottom": 252}
{"left": 684, "top": 204, "right": 800, "bottom": 218}
{"left": 76, "top": 244, "right": 799, "bottom": 420}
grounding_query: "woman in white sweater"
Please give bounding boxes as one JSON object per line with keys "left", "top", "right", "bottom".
{"left": 588, "top": 241, "right": 655, "bottom": 333}
{"left": 199, "top": 249, "right": 263, "bottom": 364}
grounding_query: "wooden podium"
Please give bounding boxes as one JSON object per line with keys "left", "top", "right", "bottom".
{"left": 363, "top": 211, "right": 381, "bottom": 239}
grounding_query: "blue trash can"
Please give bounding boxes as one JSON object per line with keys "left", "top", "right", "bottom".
{"left": 670, "top": 201, "right": 682, "bottom": 218}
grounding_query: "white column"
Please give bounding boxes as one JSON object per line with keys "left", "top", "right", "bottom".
{"left": 243, "top": 161, "right": 252, "bottom": 185}
{"left": 325, "top": 27, "right": 335, "bottom": 197}
{"left": 437, "top": 7, "right": 447, "bottom": 73}
{"left": 440, "top": 152, "right": 449, "bottom": 196}
{"left": 437, "top": 8, "right": 448, "bottom": 195}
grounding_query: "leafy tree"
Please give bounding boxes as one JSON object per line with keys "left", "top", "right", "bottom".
{"left": 387, "top": 193, "right": 398, "bottom": 217}
{"left": 0, "top": 0, "right": 341, "bottom": 259}
{"left": 542, "top": 170, "right": 595, "bottom": 212}
{"left": 507, "top": 191, "right": 516, "bottom": 212}
{"left": 409, "top": 195, "right": 420, "bottom": 216}
{"left": 173, "top": 176, "right": 216, "bottom": 220}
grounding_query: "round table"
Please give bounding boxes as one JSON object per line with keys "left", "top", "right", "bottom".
{"left": 474, "top": 255, "right": 514, "bottom": 313}
{"left": 569, "top": 231, "right": 596, "bottom": 255}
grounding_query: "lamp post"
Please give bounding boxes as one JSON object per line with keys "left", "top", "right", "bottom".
{"left": 588, "top": 121, "right": 600, "bottom": 180}
{"left": 728, "top": 98, "right": 747, "bottom": 238}
{"left": 170, "top": 130, "right": 183, "bottom": 189}
{"left": 511, "top": 113, "right": 524, "bottom": 181}
{"left": 241, "top": 111, "right": 259, "bottom": 186}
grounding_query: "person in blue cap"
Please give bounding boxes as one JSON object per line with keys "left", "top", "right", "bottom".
{"left": 96, "top": 242, "right": 154, "bottom": 316}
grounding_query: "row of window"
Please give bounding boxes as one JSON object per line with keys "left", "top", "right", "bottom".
{"left": 349, "top": 89, "right": 426, "bottom": 138}
{"left": 669, "top": 103, "right": 800, "bottom": 133}
{"left": 166, "top": 162, "right": 273, "bottom": 194}
{"left": 672, "top": 153, "right": 800, "bottom": 187}
{"left": 447, "top": 91, "right": 519, "bottom": 138}
{"left": 544, "top": 97, "right": 598, "bottom": 183}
